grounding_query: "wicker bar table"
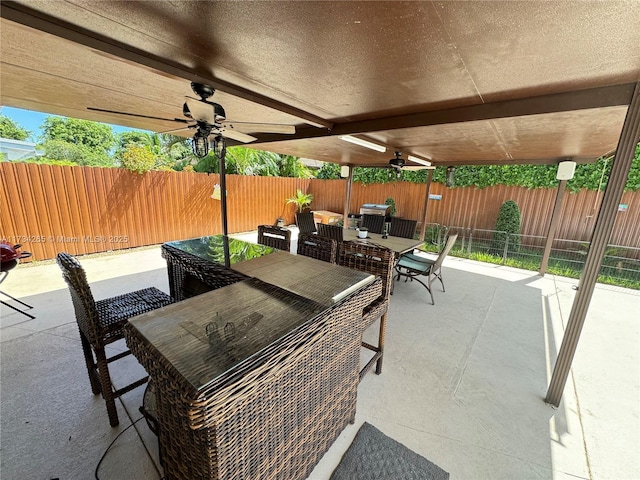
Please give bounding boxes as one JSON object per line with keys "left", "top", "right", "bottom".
{"left": 125, "top": 255, "right": 381, "bottom": 480}
{"left": 161, "top": 236, "right": 277, "bottom": 301}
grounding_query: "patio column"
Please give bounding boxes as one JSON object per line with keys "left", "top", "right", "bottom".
{"left": 545, "top": 81, "right": 640, "bottom": 407}
{"left": 539, "top": 179, "right": 568, "bottom": 276}
{"left": 218, "top": 150, "right": 230, "bottom": 267}
{"left": 419, "top": 169, "right": 433, "bottom": 241}
{"left": 342, "top": 165, "right": 354, "bottom": 227}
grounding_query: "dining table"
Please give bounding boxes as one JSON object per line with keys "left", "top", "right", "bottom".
{"left": 342, "top": 228, "right": 425, "bottom": 255}
{"left": 124, "top": 235, "right": 382, "bottom": 480}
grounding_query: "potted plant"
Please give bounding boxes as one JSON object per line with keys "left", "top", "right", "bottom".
{"left": 286, "top": 189, "right": 313, "bottom": 213}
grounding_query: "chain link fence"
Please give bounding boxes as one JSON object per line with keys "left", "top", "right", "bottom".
{"left": 416, "top": 224, "right": 640, "bottom": 289}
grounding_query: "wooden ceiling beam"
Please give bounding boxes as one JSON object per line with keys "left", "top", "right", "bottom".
{"left": 253, "top": 83, "right": 636, "bottom": 143}
{"left": 0, "top": 1, "right": 333, "bottom": 130}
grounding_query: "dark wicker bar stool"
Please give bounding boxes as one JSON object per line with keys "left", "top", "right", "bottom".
{"left": 360, "top": 214, "right": 386, "bottom": 234}
{"left": 297, "top": 232, "right": 337, "bottom": 263}
{"left": 317, "top": 223, "right": 344, "bottom": 242}
{"left": 338, "top": 241, "right": 395, "bottom": 380}
{"left": 389, "top": 217, "right": 417, "bottom": 239}
{"left": 56, "top": 252, "right": 175, "bottom": 427}
{"left": 258, "top": 225, "right": 291, "bottom": 251}
{"left": 295, "top": 211, "right": 317, "bottom": 234}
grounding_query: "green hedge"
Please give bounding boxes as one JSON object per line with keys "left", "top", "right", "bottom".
{"left": 315, "top": 143, "right": 640, "bottom": 192}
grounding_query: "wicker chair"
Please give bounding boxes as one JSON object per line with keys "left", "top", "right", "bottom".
{"left": 337, "top": 241, "right": 395, "bottom": 380}
{"left": 317, "top": 223, "right": 344, "bottom": 242}
{"left": 389, "top": 217, "right": 417, "bottom": 239}
{"left": 297, "top": 232, "right": 337, "bottom": 263}
{"left": 56, "top": 252, "right": 174, "bottom": 427}
{"left": 258, "top": 225, "right": 291, "bottom": 251}
{"left": 295, "top": 211, "right": 317, "bottom": 234}
{"left": 360, "top": 214, "right": 385, "bottom": 234}
{"left": 395, "top": 233, "right": 458, "bottom": 305}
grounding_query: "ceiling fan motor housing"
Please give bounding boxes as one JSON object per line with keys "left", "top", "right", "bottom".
{"left": 389, "top": 151, "right": 405, "bottom": 169}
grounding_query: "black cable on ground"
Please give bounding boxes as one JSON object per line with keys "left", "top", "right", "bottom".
{"left": 94, "top": 417, "right": 156, "bottom": 480}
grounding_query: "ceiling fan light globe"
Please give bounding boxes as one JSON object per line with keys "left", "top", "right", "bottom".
{"left": 192, "top": 132, "right": 209, "bottom": 157}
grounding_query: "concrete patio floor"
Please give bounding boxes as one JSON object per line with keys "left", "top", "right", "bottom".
{"left": 1, "top": 230, "right": 638, "bottom": 480}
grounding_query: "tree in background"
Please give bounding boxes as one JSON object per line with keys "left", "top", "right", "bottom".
{"left": 194, "top": 146, "right": 314, "bottom": 178}
{"left": 40, "top": 116, "right": 115, "bottom": 167}
{"left": 0, "top": 115, "right": 31, "bottom": 141}
{"left": 491, "top": 200, "right": 522, "bottom": 254}
{"left": 115, "top": 131, "right": 191, "bottom": 172}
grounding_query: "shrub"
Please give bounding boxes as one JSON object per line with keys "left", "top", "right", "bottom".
{"left": 492, "top": 200, "right": 521, "bottom": 253}
{"left": 384, "top": 197, "right": 397, "bottom": 216}
{"left": 120, "top": 145, "right": 155, "bottom": 174}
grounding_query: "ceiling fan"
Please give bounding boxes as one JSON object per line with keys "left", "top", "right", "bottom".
{"left": 388, "top": 151, "right": 433, "bottom": 178}
{"left": 88, "top": 82, "right": 296, "bottom": 157}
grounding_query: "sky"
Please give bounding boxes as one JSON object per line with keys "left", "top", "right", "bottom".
{"left": 0, "top": 106, "right": 144, "bottom": 143}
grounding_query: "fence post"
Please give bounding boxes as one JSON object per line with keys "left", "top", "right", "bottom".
{"left": 502, "top": 234, "right": 510, "bottom": 264}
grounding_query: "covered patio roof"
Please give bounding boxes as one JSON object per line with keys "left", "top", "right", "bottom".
{"left": 1, "top": 0, "right": 639, "bottom": 408}
{"left": 1, "top": 1, "right": 639, "bottom": 167}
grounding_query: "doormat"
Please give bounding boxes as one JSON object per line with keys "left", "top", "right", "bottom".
{"left": 330, "top": 422, "right": 449, "bottom": 480}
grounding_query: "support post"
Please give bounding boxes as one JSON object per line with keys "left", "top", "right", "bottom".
{"left": 419, "top": 169, "right": 434, "bottom": 241}
{"left": 218, "top": 151, "right": 230, "bottom": 268}
{"left": 342, "top": 165, "right": 353, "bottom": 228}
{"left": 545, "top": 82, "right": 640, "bottom": 407}
{"left": 539, "top": 180, "right": 568, "bottom": 275}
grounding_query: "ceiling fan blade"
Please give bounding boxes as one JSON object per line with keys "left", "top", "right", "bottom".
{"left": 87, "top": 107, "right": 189, "bottom": 124}
{"left": 221, "top": 121, "right": 295, "bottom": 134}
{"left": 159, "top": 125, "right": 194, "bottom": 135}
{"left": 184, "top": 97, "right": 217, "bottom": 124}
{"left": 219, "top": 128, "right": 257, "bottom": 143}
{"left": 401, "top": 165, "right": 432, "bottom": 171}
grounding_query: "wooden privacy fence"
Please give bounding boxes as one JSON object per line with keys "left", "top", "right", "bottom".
{"left": 1, "top": 163, "right": 639, "bottom": 261}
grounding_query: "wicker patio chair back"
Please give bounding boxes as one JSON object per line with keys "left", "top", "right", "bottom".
{"left": 338, "top": 241, "right": 395, "bottom": 300}
{"left": 338, "top": 241, "right": 396, "bottom": 379}
{"left": 295, "top": 211, "right": 317, "bottom": 234}
{"left": 360, "top": 214, "right": 385, "bottom": 234}
{"left": 258, "top": 225, "right": 291, "bottom": 251}
{"left": 57, "top": 252, "right": 101, "bottom": 344}
{"left": 56, "top": 251, "right": 174, "bottom": 427}
{"left": 317, "top": 223, "right": 344, "bottom": 242}
{"left": 389, "top": 218, "right": 417, "bottom": 239}
{"left": 297, "top": 232, "right": 337, "bottom": 264}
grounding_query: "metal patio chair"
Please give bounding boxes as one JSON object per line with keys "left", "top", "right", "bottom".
{"left": 395, "top": 233, "right": 458, "bottom": 305}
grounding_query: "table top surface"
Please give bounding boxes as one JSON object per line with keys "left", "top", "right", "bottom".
{"left": 127, "top": 278, "right": 326, "bottom": 392}
{"left": 342, "top": 229, "right": 424, "bottom": 255}
{"left": 232, "top": 250, "right": 374, "bottom": 306}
